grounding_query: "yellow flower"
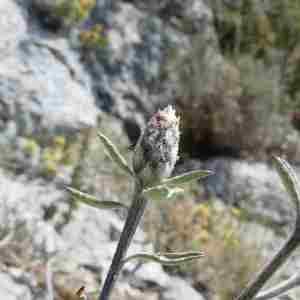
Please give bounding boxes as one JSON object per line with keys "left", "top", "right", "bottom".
{"left": 231, "top": 207, "right": 242, "bottom": 218}
{"left": 79, "top": 0, "right": 96, "bottom": 10}
{"left": 24, "top": 139, "right": 39, "bottom": 156}
{"left": 198, "top": 229, "right": 210, "bottom": 243}
{"left": 193, "top": 203, "right": 211, "bottom": 220}
{"left": 43, "top": 161, "right": 58, "bottom": 177}
{"left": 53, "top": 135, "right": 66, "bottom": 148}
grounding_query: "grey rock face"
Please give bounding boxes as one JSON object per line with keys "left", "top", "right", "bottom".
{"left": 230, "top": 160, "right": 296, "bottom": 228}
{"left": 0, "top": 0, "right": 98, "bottom": 139}
{"left": 202, "top": 158, "right": 233, "bottom": 202}
{"left": 200, "top": 158, "right": 296, "bottom": 228}
{"left": 163, "top": 276, "right": 206, "bottom": 300}
{"left": 131, "top": 263, "right": 205, "bottom": 300}
{"left": 16, "top": 0, "right": 218, "bottom": 140}
{"left": 84, "top": 0, "right": 215, "bottom": 130}
{"left": 87, "top": 2, "right": 173, "bottom": 125}
{"left": 121, "top": 0, "right": 212, "bottom": 29}
{"left": 0, "top": 273, "right": 32, "bottom": 300}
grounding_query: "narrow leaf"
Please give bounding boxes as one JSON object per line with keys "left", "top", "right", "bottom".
{"left": 66, "top": 187, "right": 127, "bottom": 210}
{"left": 159, "top": 251, "right": 205, "bottom": 259}
{"left": 122, "top": 251, "right": 204, "bottom": 266}
{"left": 142, "top": 185, "right": 184, "bottom": 200}
{"left": 142, "top": 185, "right": 169, "bottom": 199}
{"left": 167, "top": 187, "right": 185, "bottom": 198}
{"left": 162, "top": 170, "right": 212, "bottom": 187}
{"left": 97, "top": 131, "right": 134, "bottom": 177}
{"left": 273, "top": 156, "right": 300, "bottom": 215}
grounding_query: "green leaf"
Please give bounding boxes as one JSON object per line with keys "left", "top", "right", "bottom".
{"left": 97, "top": 131, "right": 134, "bottom": 177}
{"left": 142, "top": 169, "right": 212, "bottom": 200}
{"left": 162, "top": 170, "right": 212, "bottom": 187}
{"left": 66, "top": 187, "right": 127, "bottom": 210}
{"left": 167, "top": 187, "right": 184, "bottom": 198}
{"left": 122, "top": 251, "right": 204, "bottom": 266}
{"left": 142, "top": 185, "right": 184, "bottom": 200}
{"left": 273, "top": 156, "right": 300, "bottom": 215}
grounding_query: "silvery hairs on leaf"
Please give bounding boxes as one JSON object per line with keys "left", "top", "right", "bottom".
{"left": 133, "top": 106, "right": 180, "bottom": 187}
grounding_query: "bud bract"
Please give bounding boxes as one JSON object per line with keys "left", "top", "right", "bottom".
{"left": 133, "top": 106, "right": 180, "bottom": 187}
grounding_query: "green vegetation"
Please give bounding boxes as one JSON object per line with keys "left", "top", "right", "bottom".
{"left": 79, "top": 24, "right": 108, "bottom": 50}
{"left": 145, "top": 186, "right": 263, "bottom": 300}
{"left": 22, "top": 135, "right": 78, "bottom": 178}
{"left": 52, "top": 0, "right": 96, "bottom": 26}
{"left": 210, "top": 0, "right": 300, "bottom": 111}
{"left": 167, "top": 1, "right": 300, "bottom": 160}
{"left": 51, "top": 0, "right": 108, "bottom": 51}
{"left": 32, "top": 0, "right": 108, "bottom": 50}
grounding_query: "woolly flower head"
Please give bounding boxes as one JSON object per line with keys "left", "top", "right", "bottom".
{"left": 133, "top": 106, "right": 180, "bottom": 187}
{"left": 149, "top": 105, "right": 180, "bottom": 129}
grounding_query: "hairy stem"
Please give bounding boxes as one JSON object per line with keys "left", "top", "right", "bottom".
{"left": 98, "top": 182, "right": 148, "bottom": 300}
{"left": 235, "top": 230, "right": 299, "bottom": 300}
{"left": 255, "top": 271, "right": 300, "bottom": 300}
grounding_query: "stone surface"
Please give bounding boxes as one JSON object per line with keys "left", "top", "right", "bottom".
{"left": 87, "top": 2, "right": 172, "bottom": 126}
{"left": 0, "top": 273, "right": 32, "bottom": 300}
{"left": 0, "top": 0, "right": 98, "bottom": 140}
{"left": 163, "top": 276, "right": 205, "bottom": 300}
{"left": 199, "top": 158, "right": 297, "bottom": 229}
{"left": 131, "top": 263, "right": 205, "bottom": 300}
{"left": 230, "top": 160, "right": 296, "bottom": 228}
{"left": 84, "top": 0, "right": 215, "bottom": 132}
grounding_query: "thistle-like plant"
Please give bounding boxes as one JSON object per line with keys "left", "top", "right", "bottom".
{"left": 67, "top": 106, "right": 211, "bottom": 300}
{"left": 68, "top": 107, "right": 300, "bottom": 300}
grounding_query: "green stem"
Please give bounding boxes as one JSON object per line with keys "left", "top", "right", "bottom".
{"left": 98, "top": 182, "right": 147, "bottom": 300}
{"left": 235, "top": 230, "right": 300, "bottom": 300}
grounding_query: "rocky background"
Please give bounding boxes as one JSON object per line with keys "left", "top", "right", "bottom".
{"left": 1, "top": 0, "right": 300, "bottom": 300}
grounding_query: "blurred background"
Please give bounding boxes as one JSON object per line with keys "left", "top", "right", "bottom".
{"left": 1, "top": 0, "right": 300, "bottom": 299}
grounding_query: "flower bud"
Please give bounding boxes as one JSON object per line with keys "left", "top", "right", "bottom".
{"left": 133, "top": 106, "right": 180, "bottom": 187}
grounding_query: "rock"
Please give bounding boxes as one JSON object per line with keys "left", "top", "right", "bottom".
{"left": 230, "top": 160, "right": 296, "bottom": 228}
{"left": 29, "top": 0, "right": 66, "bottom": 31}
{"left": 0, "top": 272, "right": 32, "bottom": 300}
{"left": 0, "top": 171, "right": 66, "bottom": 250}
{"left": 0, "top": 1, "right": 27, "bottom": 53}
{"left": 8, "top": 0, "right": 219, "bottom": 144}
{"left": 0, "top": 0, "right": 98, "bottom": 140}
{"left": 122, "top": 0, "right": 212, "bottom": 32}
{"left": 131, "top": 262, "right": 170, "bottom": 290}
{"left": 111, "top": 282, "right": 159, "bottom": 300}
{"left": 87, "top": 2, "right": 172, "bottom": 126}
{"left": 61, "top": 205, "right": 148, "bottom": 273}
{"left": 130, "top": 262, "right": 205, "bottom": 300}
{"left": 198, "top": 158, "right": 296, "bottom": 229}
{"left": 84, "top": 0, "right": 215, "bottom": 132}
{"left": 201, "top": 158, "right": 233, "bottom": 202}
{"left": 162, "top": 276, "right": 205, "bottom": 300}
{"left": 0, "top": 0, "right": 100, "bottom": 177}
